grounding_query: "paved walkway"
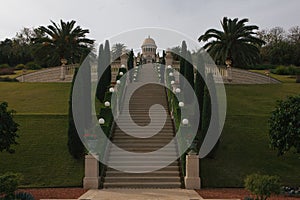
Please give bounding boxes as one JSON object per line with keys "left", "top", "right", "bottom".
{"left": 79, "top": 189, "right": 202, "bottom": 200}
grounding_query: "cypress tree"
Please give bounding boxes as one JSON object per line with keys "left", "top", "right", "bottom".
{"left": 103, "top": 40, "right": 112, "bottom": 88}
{"left": 97, "top": 40, "right": 112, "bottom": 102}
{"left": 67, "top": 68, "right": 84, "bottom": 159}
{"left": 127, "top": 49, "right": 134, "bottom": 82}
{"left": 179, "top": 41, "right": 187, "bottom": 88}
{"left": 160, "top": 50, "right": 166, "bottom": 83}
{"left": 96, "top": 44, "right": 104, "bottom": 101}
{"left": 184, "top": 51, "right": 194, "bottom": 89}
{"left": 195, "top": 52, "right": 206, "bottom": 133}
{"left": 200, "top": 73, "right": 219, "bottom": 158}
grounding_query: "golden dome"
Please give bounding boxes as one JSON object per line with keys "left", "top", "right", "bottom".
{"left": 141, "top": 36, "right": 157, "bottom": 48}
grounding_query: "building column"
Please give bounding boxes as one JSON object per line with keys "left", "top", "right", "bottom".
{"left": 184, "top": 151, "right": 201, "bottom": 189}
{"left": 83, "top": 154, "right": 101, "bottom": 189}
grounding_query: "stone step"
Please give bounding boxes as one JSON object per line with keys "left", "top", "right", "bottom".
{"left": 103, "top": 182, "right": 182, "bottom": 188}
{"left": 104, "top": 176, "right": 181, "bottom": 183}
{"left": 114, "top": 125, "right": 174, "bottom": 129}
{"left": 112, "top": 142, "right": 176, "bottom": 147}
{"left": 108, "top": 147, "right": 176, "bottom": 152}
{"left": 112, "top": 139, "right": 173, "bottom": 143}
{"left": 108, "top": 155, "right": 178, "bottom": 161}
{"left": 106, "top": 165, "right": 180, "bottom": 171}
{"left": 109, "top": 151, "right": 178, "bottom": 156}
{"left": 105, "top": 170, "right": 181, "bottom": 177}
{"left": 107, "top": 161, "right": 179, "bottom": 167}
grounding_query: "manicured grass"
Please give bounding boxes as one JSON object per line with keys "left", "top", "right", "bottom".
{"left": 201, "top": 83, "right": 300, "bottom": 187}
{"left": 0, "top": 82, "right": 71, "bottom": 114}
{"left": 1, "top": 81, "right": 300, "bottom": 188}
{"left": 0, "top": 82, "right": 81, "bottom": 187}
{"left": 0, "top": 115, "right": 84, "bottom": 187}
{"left": 249, "top": 69, "right": 296, "bottom": 83}
{"left": 0, "top": 70, "right": 37, "bottom": 79}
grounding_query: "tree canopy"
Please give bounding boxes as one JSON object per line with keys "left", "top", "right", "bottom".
{"left": 198, "top": 17, "right": 265, "bottom": 67}
{"left": 33, "top": 20, "right": 94, "bottom": 66}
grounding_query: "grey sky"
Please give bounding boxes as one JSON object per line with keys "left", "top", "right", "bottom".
{"left": 1, "top": 0, "right": 299, "bottom": 49}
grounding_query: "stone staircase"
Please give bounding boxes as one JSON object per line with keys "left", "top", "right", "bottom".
{"left": 16, "top": 66, "right": 76, "bottom": 82}
{"left": 226, "top": 68, "right": 280, "bottom": 84}
{"left": 103, "top": 64, "right": 182, "bottom": 188}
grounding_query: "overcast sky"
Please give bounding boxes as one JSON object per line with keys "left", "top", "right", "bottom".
{"left": 1, "top": 0, "right": 299, "bottom": 50}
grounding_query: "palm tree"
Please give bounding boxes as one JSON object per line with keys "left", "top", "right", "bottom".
{"left": 111, "top": 43, "right": 127, "bottom": 61}
{"left": 33, "top": 20, "right": 94, "bottom": 66}
{"left": 198, "top": 17, "right": 265, "bottom": 67}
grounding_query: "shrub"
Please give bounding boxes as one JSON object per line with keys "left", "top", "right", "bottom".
{"left": 14, "top": 191, "right": 35, "bottom": 200}
{"left": 0, "top": 68, "right": 15, "bottom": 76}
{"left": 0, "top": 64, "right": 11, "bottom": 69}
{"left": 0, "top": 172, "right": 21, "bottom": 196}
{"left": 244, "top": 64, "right": 277, "bottom": 70}
{"left": 244, "top": 173, "right": 280, "bottom": 200}
{"left": 269, "top": 95, "right": 300, "bottom": 155}
{"left": 0, "top": 102, "right": 19, "bottom": 153}
{"left": 271, "top": 65, "right": 298, "bottom": 75}
{"left": 25, "top": 62, "right": 41, "bottom": 70}
{"left": 0, "top": 77, "right": 19, "bottom": 82}
{"left": 15, "top": 64, "right": 26, "bottom": 70}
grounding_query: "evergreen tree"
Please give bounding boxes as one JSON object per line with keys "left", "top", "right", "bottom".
{"left": 127, "top": 49, "right": 134, "bottom": 82}
{"left": 97, "top": 40, "right": 112, "bottom": 102}
{"left": 199, "top": 73, "right": 219, "bottom": 158}
{"left": 195, "top": 52, "right": 206, "bottom": 133}
{"left": 67, "top": 68, "right": 84, "bottom": 159}
{"left": 0, "top": 102, "right": 19, "bottom": 154}
{"left": 183, "top": 51, "right": 194, "bottom": 104}
{"left": 96, "top": 44, "right": 104, "bottom": 100}
{"left": 179, "top": 41, "right": 187, "bottom": 87}
{"left": 160, "top": 50, "right": 166, "bottom": 83}
{"left": 184, "top": 51, "right": 194, "bottom": 89}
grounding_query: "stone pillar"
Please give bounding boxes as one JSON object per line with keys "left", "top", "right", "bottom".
{"left": 120, "top": 51, "right": 129, "bottom": 69}
{"left": 225, "top": 59, "right": 232, "bottom": 82}
{"left": 21, "top": 69, "right": 26, "bottom": 82}
{"left": 83, "top": 154, "right": 101, "bottom": 189}
{"left": 165, "top": 50, "right": 173, "bottom": 66}
{"left": 60, "top": 59, "right": 67, "bottom": 81}
{"left": 184, "top": 151, "right": 201, "bottom": 189}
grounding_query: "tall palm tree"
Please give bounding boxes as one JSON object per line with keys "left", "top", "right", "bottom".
{"left": 111, "top": 43, "right": 127, "bottom": 61}
{"left": 198, "top": 17, "right": 265, "bottom": 67}
{"left": 33, "top": 20, "right": 94, "bottom": 66}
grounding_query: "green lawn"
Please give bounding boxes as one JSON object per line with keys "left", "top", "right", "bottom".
{"left": 0, "top": 82, "right": 83, "bottom": 187}
{"left": 1, "top": 81, "right": 300, "bottom": 188}
{"left": 0, "top": 82, "right": 71, "bottom": 114}
{"left": 250, "top": 69, "right": 297, "bottom": 83}
{"left": 201, "top": 83, "right": 300, "bottom": 187}
{"left": 0, "top": 70, "right": 37, "bottom": 79}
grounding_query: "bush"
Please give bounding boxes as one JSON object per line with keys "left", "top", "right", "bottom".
{"left": 25, "top": 62, "right": 41, "bottom": 70}
{"left": 15, "top": 64, "right": 26, "bottom": 70}
{"left": 0, "top": 68, "right": 15, "bottom": 76}
{"left": 0, "top": 64, "right": 11, "bottom": 69}
{"left": 14, "top": 191, "right": 35, "bottom": 200}
{"left": 0, "top": 173, "right": 21, "bottom": 196}
{"left": 244, "top": 64, "right": 277, "bottom": 70}
{"left": 244, "top": 173, "right": 280, "bottom": 200}
{"left": 0, "top": 77, "right": 19, "bottom": 82}
{"left": 269, "top": 95, "right": 300, "bottom": 155}
{"left": 271, "top": 66, "right": 299, "bottom": 75}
